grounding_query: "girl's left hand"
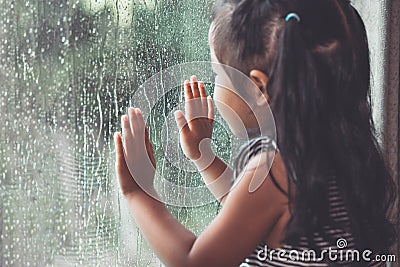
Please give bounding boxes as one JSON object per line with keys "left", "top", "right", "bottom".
{"left": 114, "top": 107, "right": 156, "bottom": 198}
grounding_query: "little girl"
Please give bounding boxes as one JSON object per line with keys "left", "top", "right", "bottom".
{"left": 114, "top": 0, "right": 396, "bottom": 266}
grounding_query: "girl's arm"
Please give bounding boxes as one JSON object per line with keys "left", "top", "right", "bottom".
{"left": 194, "top": 154, "right": 233, "bottom": 204}
{"left": 115, "top": 108, "right": 288, "bottom": 267}
{"left": 174, "top": 76, "right": 232, "bottom": 204}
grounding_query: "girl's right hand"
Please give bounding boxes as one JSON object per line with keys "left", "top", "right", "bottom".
{"left": 174, "top": 75, "right": 215, "bottom": 161}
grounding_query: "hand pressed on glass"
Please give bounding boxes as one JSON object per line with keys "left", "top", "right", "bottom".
{"left": 174, "top": 75, "right": 215, "bottom": 170}
{"left": 114, "top": 107, "right": 156, "bottom": 198}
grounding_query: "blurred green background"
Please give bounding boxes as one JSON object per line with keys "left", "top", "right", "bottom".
{"left": 0, "top": 0, "right": 233, "bottom": 266}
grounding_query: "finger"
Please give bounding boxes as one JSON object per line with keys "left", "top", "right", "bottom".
{"left": 191, "top": 75, "right": 200, "bottom": 98}
{"left": 189, "top": 76, "right": 203, "bottom": 119}
{"left": 200, "top": 82, "right": 208, "bottom": 115}
{"left": 115, "top": 132, "right": 130, "bottom": 175}
{"left": 207, "top": 96, "right": 215, "bottom": 123}
{"left": 199, "top": 81, "right": 207, "bottom": 98}
{"left": 144, "top": 127, "right": 156, "bottom": 168}
{"left": 174, "top": 110, "right": 190, "bottom": 133}
{"left": 133, "top": 108, "right": 145, "bottom": 137}
{"left": 184, "top": 80, "right": 193, "bottom": 100}
{"left": 185, "top": 80, "right": 195, "bottom": 119}
{"left": 128, "top": 107, "right": 137, "bottom": 135}
{"left": 121, "top": 115, "right": 132, "bottom": 144}
{"left": 135, "top": 108, "right": 145, "bottom": 124}
{"left": 114, "top": 132, "right": 128, "bottom": 168}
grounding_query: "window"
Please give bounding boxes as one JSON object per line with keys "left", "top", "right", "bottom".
{"left": 1, "top": 0, "right": 398, "bottom": 266}
{"left": 0, "top": 1, "right": 223, "bottom": 266}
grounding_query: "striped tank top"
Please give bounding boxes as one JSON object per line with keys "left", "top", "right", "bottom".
{"left": 233, "top": 136, "right": 385, "bottom": 267}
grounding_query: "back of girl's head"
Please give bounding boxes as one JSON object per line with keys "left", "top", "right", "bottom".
{"left": 211, "top": 0, "right": 396, "bottom": 257}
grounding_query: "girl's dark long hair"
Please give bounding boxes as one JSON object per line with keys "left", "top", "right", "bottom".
{"left": 211, "top": 0, "right": 396, "bottom": 256}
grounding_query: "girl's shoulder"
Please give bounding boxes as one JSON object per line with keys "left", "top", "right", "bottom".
{"left": 232, "top": 136, "right": 290, "bottom": 196}
{"left": 233, "top": 135, "right": 278, "bottom": 179}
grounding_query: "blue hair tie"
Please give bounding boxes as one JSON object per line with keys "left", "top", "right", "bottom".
{"left": 285, "top": 13, "right": 301, "bottom": 22}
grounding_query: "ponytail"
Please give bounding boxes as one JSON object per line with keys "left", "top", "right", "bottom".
{"left": 268, "top": 12, "right": 333, "bottom": 242}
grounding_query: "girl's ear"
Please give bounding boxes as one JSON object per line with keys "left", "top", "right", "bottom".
{"left": 249, "top": 69, "right": 270, "bottom": 102}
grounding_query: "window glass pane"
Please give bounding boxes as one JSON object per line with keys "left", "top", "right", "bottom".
{"left": 0, "top": 0, "right": 226, "bottom": 266}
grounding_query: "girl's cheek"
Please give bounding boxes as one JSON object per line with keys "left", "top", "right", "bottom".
{"left": 214, "top": 87, "right": 236, "bottom": 121}
{"left": 213, "top": 85, "right": 226, "bottom": 103}
{"left": 214, "top": 99, "right": 251, "bottom": 138}
{"left": 213, "top": 87, "right": 243, "bottom": 123}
